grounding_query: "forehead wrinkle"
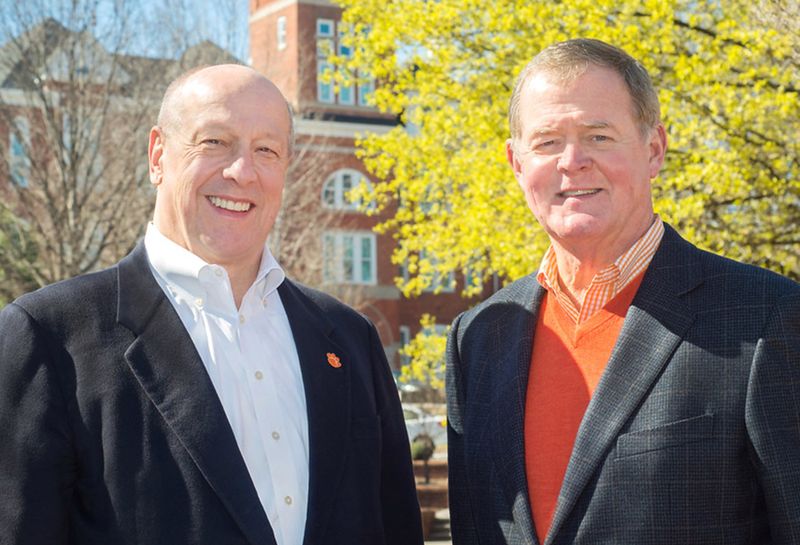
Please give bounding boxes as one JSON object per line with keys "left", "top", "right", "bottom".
{"left": 582, "top": 120, "right": 611, "bottom": 129}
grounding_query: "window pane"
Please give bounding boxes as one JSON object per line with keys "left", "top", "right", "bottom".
{"left": 323, "top": 234, "right": 335, "bottom": 282}
{"left": 11, "top": 134, "right": 24, "bottom": 157}
{"left": 317, "top": 62, "right": 333, "bottom": 103}
{"left": 277, "top": 16, "right": 287, "bottom": 50}
{"left": 10, "top": 117, "right": 30, "bottom": 188}
{"left": 343, "top": 236, "right": 354, "bottom": 281}
{"left": 358, "top": 79, "right": 374, "bottom": 106}
{"left": 317, "top": 19, "right": 334, "bottom": 37}
{"left": 316, "top": 38, "right": 333, "bottom": 58}
{"left": 361, "top": 236, "right": 373, "bottom": 282}
{"left": 322, "top": 181, "right": 335, "bottom": 206}
{"left": 361, "top": 236, "right": 372, "bottom": 258}
{"left": 338, "top": 84, "right": 354, "bottom": 105}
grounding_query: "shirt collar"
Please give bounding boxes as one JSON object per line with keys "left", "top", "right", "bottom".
{"left": 144, "top": 223, "right": 285, "bottom": 312}
{"left": 536, "top": 215, "right": 664, "bottom": 319}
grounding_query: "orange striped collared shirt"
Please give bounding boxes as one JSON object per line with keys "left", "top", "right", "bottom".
{"left": 536, "top": 216, "right": 664, "bottom": 324}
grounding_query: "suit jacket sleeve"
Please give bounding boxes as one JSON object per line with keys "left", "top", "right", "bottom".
{"left": 0, "top": 303, "right": 73, "bottom": 545}
{"left": 446, "top": 312, "right": 481, "bottom": 545}
{"left": 747, "top": 292, "right": 800, "bottom": 541}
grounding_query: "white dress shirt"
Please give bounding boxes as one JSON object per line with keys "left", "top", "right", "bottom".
{"left": 144, "top": 224, "right": 308, "bottom": 545}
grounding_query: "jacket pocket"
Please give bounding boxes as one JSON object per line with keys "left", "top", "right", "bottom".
{"left": 615, "top": 413, "right": 713, "bottom": 459}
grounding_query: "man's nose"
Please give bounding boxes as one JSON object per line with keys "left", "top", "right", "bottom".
{"left": 222, "top": 152, "right": 257, "bottom": 185}
{"left": 556, "top": 141, "right": 592, "bottom": 173}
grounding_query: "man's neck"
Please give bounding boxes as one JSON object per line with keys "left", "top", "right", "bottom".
{"left": 551, "top": 249, "right": 599, "bottom": 308}
{"left": 225, "top": 260, "right": 260, "bottom": 310}
{"left": 549, "top": 219, "right": 654, "bottom": 309}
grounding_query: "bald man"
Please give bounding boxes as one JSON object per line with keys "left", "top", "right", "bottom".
{"left": 0, "top": 65, "right": 423, "bottom": 545}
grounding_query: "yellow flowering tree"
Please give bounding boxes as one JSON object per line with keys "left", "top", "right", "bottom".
{"left": 398, "top": 314, "right": 449, "bottom": 390}
{"left": 334, "top": 0, "right": 800, "bottom": 387}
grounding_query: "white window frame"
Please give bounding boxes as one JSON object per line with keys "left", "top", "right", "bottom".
{"left": 316, "top": 18, "right": 334, "bottom": 37}
{"left": 337, "top": 35, "right": 355, "bottom": 105}
{"left": 277, "top": 16, "right": 287, "bottom": 51}
{"left": 321, "top": 169, "right": 373, "bottom": 211}
{"left": 323, "top": 231, "right": 377, "bottom": 285}
{"left": 317, "top": 61, "right": 334, "bottom": 104}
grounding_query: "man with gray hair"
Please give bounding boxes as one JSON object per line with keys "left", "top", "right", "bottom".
{"left": 447, "top": 38, "right": 800, "bottom": 544}
{"left": 0, "top": 64, "right": 423, "bottom": 545}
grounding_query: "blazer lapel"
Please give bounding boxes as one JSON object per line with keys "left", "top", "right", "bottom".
{"left": 277, "top": 280, "right": 350, "bottom": 545}
{"left": 489, "top": 276, "right": 546, "bottom": 545}
{"left": 116, "top": 244, "right": 277, "bottom": 545}
{"left": 546, "top": 226, "right": 702, "bottom": 543}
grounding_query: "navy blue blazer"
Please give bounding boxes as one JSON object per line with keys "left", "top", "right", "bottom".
{"left": 0, "top": 243, "right": 423, "bottom": 545}
{"left": 447, "top": 225, "right": 800, "bottom": 544}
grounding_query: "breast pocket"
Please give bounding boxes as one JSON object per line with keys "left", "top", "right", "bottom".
{"left": 615, "top": 413, "right": 714, "bottom": 459}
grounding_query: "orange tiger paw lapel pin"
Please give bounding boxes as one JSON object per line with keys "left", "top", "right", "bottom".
{"left": 326, "top": 352, "right": 342, "bottom": 368}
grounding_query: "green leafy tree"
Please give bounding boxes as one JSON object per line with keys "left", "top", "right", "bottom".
{"left": 334, "top": 0, "right": 800, "bottom": 385}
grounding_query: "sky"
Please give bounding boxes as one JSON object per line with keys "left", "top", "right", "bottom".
{"left": 0, "top": 0, "right": 251, "bottom": 62}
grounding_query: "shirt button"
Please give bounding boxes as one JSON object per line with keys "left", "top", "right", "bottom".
{"left": 194, "top": 298, "right": 204, "bottom": 309}
{"left": 214, "top": 268, "right": 223, "bottom": 277}
{"left": 272, "top": 431, "right": 280, "bottom": 440}
{"left": 261, "top": 297, "right": 268, "bottom": 307}
{"left": 284, "top": 496, "right": 293, "bottom": 505}
{"left": 239, "top": 314, "right": 246, "bottom": 324}
{"left": 255, "top": 371, "right": 264, "bottom": 380}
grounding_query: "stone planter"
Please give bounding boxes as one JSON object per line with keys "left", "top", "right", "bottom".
{"left": 416, "top": 481, "right": 449, "bottom": 510}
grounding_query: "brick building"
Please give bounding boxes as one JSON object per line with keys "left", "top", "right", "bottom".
{"left": 249, "top": 0, "right": 482, "bottom": 372}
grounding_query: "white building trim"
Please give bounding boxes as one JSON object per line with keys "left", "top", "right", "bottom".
{"left": 295, "top": 117, "right": 394, "bottom": 138}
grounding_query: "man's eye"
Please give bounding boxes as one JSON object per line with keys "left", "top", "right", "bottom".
{"left": 257, "top": 146, "right": 279, "bottom": 156}
{"left": 202, "top": 139, "right": 222, "bottom": 146}
{"left": 531, "top": 139, "right": 560, "bottom": 153}
{"left": 591, "top": 135, "right": 610, "bottom": 143}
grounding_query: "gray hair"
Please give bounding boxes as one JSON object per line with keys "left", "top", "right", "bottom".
{"left": 508, "top": 38, "right": 660, "bottom": 139}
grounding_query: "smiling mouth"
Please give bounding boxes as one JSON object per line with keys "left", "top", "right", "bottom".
{"left": 208, "top": 196, "right": 252, "bottom": 212}
{"left": 558, "top": 189, "right": 601, "bottom": 198}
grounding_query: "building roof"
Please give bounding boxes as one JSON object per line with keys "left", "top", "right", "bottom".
{"left": 0, "top": 18, "right": 238, "bottom": 96}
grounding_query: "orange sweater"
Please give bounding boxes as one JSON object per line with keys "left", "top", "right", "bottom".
{"left": 524, "top": 273, "right": 644, "bottom": 542}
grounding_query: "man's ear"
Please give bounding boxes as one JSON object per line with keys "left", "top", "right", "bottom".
{"left": 506, "top": 138, "right": 523, "bottom": 181}
{"left": 648, "top": 123, "right": 667, "bottom": 179}
{"left": 148, "top": 126, "right": 165, "bottom": 187}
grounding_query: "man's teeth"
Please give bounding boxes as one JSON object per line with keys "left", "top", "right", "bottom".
{"left": 209, "top": 196, "right": 251, "bottom": 212}
{"left": 560, "top": 189, "right": 600, "bottom": 197}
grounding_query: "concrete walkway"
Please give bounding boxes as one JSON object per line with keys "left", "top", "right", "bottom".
{"left": 424, "top": 508, "right": 451, "bottom": 544}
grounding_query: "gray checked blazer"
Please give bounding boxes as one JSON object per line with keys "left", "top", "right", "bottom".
{"left": 446, "top": 224, "right": 800, "bottom": 545}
